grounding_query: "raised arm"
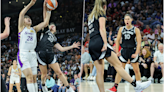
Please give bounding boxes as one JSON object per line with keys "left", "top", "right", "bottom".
{"left": 1, "top": 17, "right": 10, "bottom": 40}
{"left": 18, "top": 0, "right": 36, "bottom": 31}
{"left": 54, "top": 42, "right": 80, "bottom": 52}
{"left": 34, "top": 2, "right": 51, "bottom": 32}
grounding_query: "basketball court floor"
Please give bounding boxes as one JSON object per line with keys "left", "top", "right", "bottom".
{"left": 80, "top": 81, "right": 164, "bottom": 92}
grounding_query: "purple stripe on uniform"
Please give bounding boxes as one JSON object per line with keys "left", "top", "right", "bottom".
{"left": 17, "top": 51, "right": 23, "bottom": 67}
{"left": 17, "top": 28, "right": 25, "bottom": 67}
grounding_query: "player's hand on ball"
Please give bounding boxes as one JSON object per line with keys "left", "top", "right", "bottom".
{"left": 4, "top": 17, "right": 11, "bottom": 26}
{"left": 101, "top": 43, "right": 107, "bottom": 52}
{"left": 131, "top": 54, "right": 137, "bottom": 58}
{"left": 72, "top": 42, "right": 80, "bottom": 49}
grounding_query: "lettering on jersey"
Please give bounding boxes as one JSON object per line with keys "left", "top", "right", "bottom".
{"left": 122, "top": 31, "right": 134, "bottom": 35}
{"left": 25, "top": 32, "right": 33, "bottom": 35}
{"left": 88, "top": 16, "right": 94, "bottom": 34}
{"left": 47, "top": 32, "right": 57, "bottom": 43}
{"left": 122, "top": 29, "right": 135, "bottom": 40}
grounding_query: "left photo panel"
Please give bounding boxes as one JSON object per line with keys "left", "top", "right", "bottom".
{"left": 1, "top": 0, "right": 83, "bottom": 92}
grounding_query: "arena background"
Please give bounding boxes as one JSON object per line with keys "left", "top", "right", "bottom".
{"left": 1, "top": 0, "right": 83, "bottom": 92}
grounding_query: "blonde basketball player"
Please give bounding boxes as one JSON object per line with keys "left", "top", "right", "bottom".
{"left": 8, "top": 60, "right": 21, "bottom": 92}
{"left": 17, "top": 0, "right": 51, "bottom": 92}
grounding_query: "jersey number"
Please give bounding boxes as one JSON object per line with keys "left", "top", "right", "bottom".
{"left": 124, "top": 34, "right": 131, "bottom": 40}
{"left": 27, "top": 36, "right": 33, "bottom": 41}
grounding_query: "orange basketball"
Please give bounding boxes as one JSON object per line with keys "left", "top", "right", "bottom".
{"left": 46, "top": 0, "right": 58, "bottom": 10}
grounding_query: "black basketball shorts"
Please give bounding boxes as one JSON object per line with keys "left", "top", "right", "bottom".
{"left": 119, "top": 48, "right": 139, "bottom": 63}
{"left": 36, "top": 51, "right": 57, "bottom": 65}
{"left": 89, "top": 35, "right": 113, "bottom": 61}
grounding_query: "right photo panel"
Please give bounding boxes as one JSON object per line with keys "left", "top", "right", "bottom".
{"left": 81, "top": 0, "right": 163, "bottom": 92}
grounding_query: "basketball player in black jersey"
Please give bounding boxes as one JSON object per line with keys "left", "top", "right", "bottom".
{"left": 35, "top": 3, "right": 80, "bottom": 92}
{"left": 87, "top": 0, "right": 151, "bottom": 92}
{"left": 108, "top": 14, "right": 144, "bottom": 92}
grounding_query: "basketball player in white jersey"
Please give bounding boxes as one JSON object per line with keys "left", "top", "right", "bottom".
{"left": 17, "top": 0, "right": 51, "bottom": 92}
{"left": 1, "top": 17, "right": 10, "bottom": 40}
{"left": 8, "top": 60, "right": 21, "bottom": 92}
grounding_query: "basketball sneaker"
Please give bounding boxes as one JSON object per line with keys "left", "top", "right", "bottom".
{"left": 66, "top": 87, "right": 75, "bottom": 92}
{"left": 148, "top": 77, "right": 154, "bottom": 83}
{"left": 106, "top": 86, "right": 117, "bottom": 92}
{"left": 83, "top": 75, "right": 88, "bottom": 80}
{"left": 93, "top": 76, "right": 96, "bottom": 81}
{"left": 87, "top": 74, "right": 92, "bottom": 80}
{"left": 160, "top": 77, "right": 164, "bottom": 83}
{"left": 134, "top": 81, "right": 151, "bottom": 92}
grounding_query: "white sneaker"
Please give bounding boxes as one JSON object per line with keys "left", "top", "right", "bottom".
{"left": 89, "top": 76, "right": 93, "bottom": 81}
{"left": 42, "top": 86, "right": 48, "bottom": 92}
{"left": 66, "top": 87, "right": 75, "bottom": 92}
{"left": 134, "top": 81, "right": 151, "bottom": 92}
{"left": 87, "top": 74, "right": 92, "bottom": 80}
{"left": 132, "top": 75, "right": 135, "bottom": 80}
{"left": 148, "top": 77, "right": 154, "bottom": 82}
{"left": 141, "top": 76, "right": 147, "bottom": 81}
{"left": 93, "top": 76, "right": 96, "bottom": 81}
{"left": 83, "top": 75, "right": 88, "bottom": 80}
{"left": 160, "top": 77, "right": 164, "bottom": 83}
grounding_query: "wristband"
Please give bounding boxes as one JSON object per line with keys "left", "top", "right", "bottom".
{"left": 47, "top": 11, "right": 51, "bottom": 14}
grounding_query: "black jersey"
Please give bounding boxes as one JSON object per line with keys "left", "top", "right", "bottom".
{"left": 121, "top": 26, "right": 137, "bottom": 48}
{"left": 36, "top": 29, "right": 58, "bottom": 52}
{"left": 88, "top": 14, "right": 106, "bottom": 38}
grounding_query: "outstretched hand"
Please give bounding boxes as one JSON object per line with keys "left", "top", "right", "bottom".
{"left": 4, "top": 17, "right": 11, "bottom": 26}
{"left": 72, "top": 42, "right": 80, "bottom": 49}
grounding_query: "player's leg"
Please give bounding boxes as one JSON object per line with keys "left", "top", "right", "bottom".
{"left": 22, "top": 68, "right": 36, "bottom": 92}
{"left": 9, "top": 83, "right": 14, "bottom": 92}
{"left": 31, "top": 67, "right": 38, "bottom": 92}
{"left": 50, "top": 63, "right": 74, "bottom": 92}
{"left": 15, "top": 76, "right": 21, "bottom": 92}
{"left": 106, "top": 52, "right": 151, "bottom": 91}
{"left": 131, "top": 62, "right": 141, "bottom": 81}
{"left": 84, "top": 64, "right": 89, "bottom": 79}
{"left": 94, "top": 59, "right": 104, "bottom": 92}
{"left": 79, "top": 64, "right": 84, "bottom": 77}
{"left": 113, "top": 63, "right": 126, "bottom": 88}
{"left": 89, "top": 62, "right": 93, "bottom": 74}
{"left": 105, "top": 52, "right": 134, "bottom": 83}
{"left": 39, "top": 65, "right": 48, "bottom": 92}
{"left": 160, "top": 63, "right": 164, "bottom": 81}
{"left": 15, "top": 83, "right": 21, "bottom": 92}
{"left": 50, "top": 63, "right": 69, "bottom": 86}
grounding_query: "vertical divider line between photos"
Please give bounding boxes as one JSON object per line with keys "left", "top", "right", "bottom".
{"left": 163, "top": 1, "right": 164, "bottom": 91}
{"left": 80, "top": 0, "right": 86, "bottom": 88}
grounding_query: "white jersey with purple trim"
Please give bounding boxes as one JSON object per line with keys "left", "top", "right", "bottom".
{"left": 11, "top": 66, "right": 19, "bottom": 77}
{"left": 18, "top": 27, "right": 37, "bottom": 51}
